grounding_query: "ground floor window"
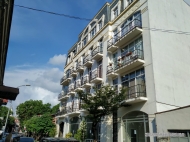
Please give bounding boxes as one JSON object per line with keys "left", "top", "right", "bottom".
{"left": 70, "top": 117, "right": 79, "bottom": 137}
{"left": 122, "top": 111, "right": 150, "bottom": 142}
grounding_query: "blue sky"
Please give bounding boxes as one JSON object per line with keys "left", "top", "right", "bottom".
{"left": 4, "top": 0, "right": 112, "bottom": 112}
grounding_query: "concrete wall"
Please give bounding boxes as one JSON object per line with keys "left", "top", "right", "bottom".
{"left": 156, "top": 107, "right": 190, "bottom": 133}
{"left": 148, "top": 0, "right": 190, "bottom": 112}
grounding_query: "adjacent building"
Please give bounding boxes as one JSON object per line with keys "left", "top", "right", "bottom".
{"left": 56, "top": 0, "right": 190, "bottom": 142}
{"left": 0, "top": 0, "right": 19, "bottom": 104}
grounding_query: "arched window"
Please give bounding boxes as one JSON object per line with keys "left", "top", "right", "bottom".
{"left": 122, "top": 111, "right": 150, "bottom": 142}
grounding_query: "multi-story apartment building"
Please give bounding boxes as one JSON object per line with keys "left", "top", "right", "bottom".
{"left": 56, "top": 0, "right": 190, "bottom": 142}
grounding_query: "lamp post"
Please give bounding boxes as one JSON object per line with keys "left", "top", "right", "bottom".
{"left": 3, "top": 101, "right": 12, "bottom": 136}
{"left": 17, "top": 85, "right": 31, "bottom": 88}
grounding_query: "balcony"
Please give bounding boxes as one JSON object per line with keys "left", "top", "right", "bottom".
{"left": 107, "top": 19, "right": 142, "bottom": 51}
{"left": 75, "top": 80, "right": 83, "bottom": 91}
{"left": 58, "top": 91, "right": 69, "bottom": 101}
{"left": 91, "top": 68, "right": 103, "bottom": 84}
{"left": 56, "top": 109, "right": 67, "bottom": 117}
{"left": 76, "top": 61, "right": 84, "bottom": 73}
{"left": 115, "top": 49, "right": 145, "bottom": 74}
{"left": 92, "top": 46, "right": 103, "bottom": 61}
{"left": 68, "top": 84, "right": 75, "bottom": 95}
{"left": 71, "top": 67, "right": 77, "bottom": 77}
{"left": 121, "top": 84, "right": 147, "bottom": 105}
{"left": 83, "top": 54, "right": 92, "bottom": 67}
{"left": 82, "top": 75, "right": 91, "bottom": 88}
{"left": 107, "top": 65, "right": 118, "bottom": 78}
{"left": 60, "top": 74, "right": 71, "bottom": 85}
{"left": 66, "top": 103, "right": 81, "bottom": 117}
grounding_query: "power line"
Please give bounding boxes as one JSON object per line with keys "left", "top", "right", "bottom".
{"left": 14, "top": 4, "right": 92, "bottom": 21}
{"left": 14, "top": 4, "right": 190, "bottom": 35}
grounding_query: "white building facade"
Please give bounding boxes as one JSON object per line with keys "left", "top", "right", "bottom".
{"left": 56, "top": 0, "right": 190, "bottom": 142}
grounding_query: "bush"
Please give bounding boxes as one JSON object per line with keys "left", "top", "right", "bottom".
{"left": 65, "top": 132, "right": 73, "bottom": 138}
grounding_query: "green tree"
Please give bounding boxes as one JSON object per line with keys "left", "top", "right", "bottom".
{"left": 51, "top": 104, "right": 59, "bottom": 114}
{"left": 16, "top": 100, "right": 51, "bottom": 128}
{"left": 74, "top": 120, "right": 87, "bottom": 142}
{"left": 77, "top": 85, "right": 127, "bottom": 142}
{"left": 24, "top": 113, "right": 55, "bottom": 140}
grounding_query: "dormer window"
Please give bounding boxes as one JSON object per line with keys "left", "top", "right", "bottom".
{"left": 98, "top": 20, "right": 102, "bottom": 30}
{"left": 127, "top": 0, "right": 133, "bottom": 5}
{"left": 83, "top": 36, "right": 88, "bottom": 47}
{"left": 113, "top": 7, "right": 118, "bottom": 19}
{"left": 90, "top": 26, "right": 96, "bottom": 38}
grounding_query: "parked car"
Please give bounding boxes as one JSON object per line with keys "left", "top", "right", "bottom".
{"left": 1, "top": 133, "right": 20, "bottom": 142}
{"left": 19, "top": 137, "right": 34, "bottom": 142}
{"left": 40, "top": 137, "right": 79, "bottom": 142}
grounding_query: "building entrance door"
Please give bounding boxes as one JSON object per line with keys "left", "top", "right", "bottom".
{"left": 123, "top": 111, "right": 150, "bottom": 142}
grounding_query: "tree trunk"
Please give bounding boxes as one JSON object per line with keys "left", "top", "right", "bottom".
{"left": 92, "top": 122, "right": 98, "bottom": 142}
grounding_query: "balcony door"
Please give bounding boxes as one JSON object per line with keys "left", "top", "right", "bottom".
{"left": 97, "top": 60, "right": 102, "bottom": 78}
{"left": 121, "top": 68, "right": 145, "bottom": 99}
{"left": 113, "top": 53, "right": 118, "bottom": 70}
{"left": 80, "top": 72, "right": 84, "bottom": 86}
{"left": 88, "top": 67, "right": 92, "bottom": 82}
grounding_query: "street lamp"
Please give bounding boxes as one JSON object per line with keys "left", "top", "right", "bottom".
{"left": 17, "top": 85, "right": 31, "bottom": 88}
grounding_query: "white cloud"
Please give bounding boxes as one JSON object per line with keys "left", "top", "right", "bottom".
{"left": 4, "top": 66, "right": 63, "bottom": 113}
{"left": 48, "top": 54, "right": 67, "bottom": 66}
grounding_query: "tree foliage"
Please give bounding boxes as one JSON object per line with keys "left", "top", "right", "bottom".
{"left": 16, "top": 100, "right": 51, "bottom": 127}
{"left": 24, "top": 113, "right": 55, "bottom": 140}
{"left": 74, "top": 120, "right": 87, "bottom": 142}
{"left": 51, "top": 104, "right": 59, "bottom": 114}
{"left": 77, "top": 85, "right": 127, "bottom": 142}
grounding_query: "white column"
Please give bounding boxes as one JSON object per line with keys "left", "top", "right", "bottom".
{"left": 148, "top": 114, "right": 156, "bottom": 142}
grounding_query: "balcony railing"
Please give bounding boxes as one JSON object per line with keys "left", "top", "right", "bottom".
{"left": 91, "top": 68, "right": 102, "bottom": 80}
{"left": 71, "top": 67, "right": 77, "bottom": 76}
{"left": 66, "top": 103, "right": 81, "bottom": 113}
{"left": 68, "top": 84, "right": 74, "bottom": 92}
{"left": 107, "top": 19, "right": 142, "bottom": 48}
{"left": 76, "top": 80, "right": 81, "bottom": 88}
{"left": 125, "top": 84, "right": 146, "bottom": 100}
{"left": 92, "top": 46, "right": 103, "bottom": 58}
{"left": 76, "top": 61, "right": 84, "bottom": 72}
{"left": 107, "top": 66, "right": 114, "bottom": 74}
{"left": 56, "top": 109, "right": 67, "bottom": 116}
{"left": 60, "top": 73, "right": 71, "bottom": 84}
{"left": 116, "top": 49, "right": 144, "bottom": 70}
{"left": 83, "top": 75, "right": 91, "bottom": 84}
{"left": 83, "top": 54, "right": 92, "bottom": 65}
{"left": 58, "top": 90, "right": 68, "bottom": 100}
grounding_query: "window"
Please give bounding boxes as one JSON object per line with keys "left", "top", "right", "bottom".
{"left": 121, "top": 68, "right": 145, "bottom": 98}
{"left": 90, "top": 26, "right": 96, "bottom": 38}
{"left": 98, "top": 20, "right": 102, "bottom": 30}
{"left": 98, "top": 38, "right": 103, "bottom": 49}
{"left": 113, "top": 7, "right": 118, "bottom": 19}
{"left": 127, "top": 0, "right": 133, "bottom": 5}
{"left": 83, "top": 36, "right": 88, "bottom": 47}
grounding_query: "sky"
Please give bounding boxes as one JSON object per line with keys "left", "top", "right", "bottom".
{"left": 4, "top": 0, "right": 112, "bottom": 114}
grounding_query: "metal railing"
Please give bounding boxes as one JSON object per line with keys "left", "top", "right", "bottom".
{"left": 116, "top": 49, "right": 144, "bottom": 70}
{"left": 56, "top": 109, "right": 67, "bottom": 116}
{"left": 71, "top": 67, "right": 77, "bottom": 74}
{"left": 58, "top": 90, "right": 68, "bottom": 100}
{"left": 76, "top": 61, "right": 83, "bottom": 70}
{"left": 83, "top": 54, "right": 92, "bottom": 64}
{"left": 83, "top": 75, "right": 91, "bottom": 84}
{"left": 124, "top": 84, "right": 146, "bottom": 100}
{"left": 68, "top": 84, "right": 74, "bottom": 92}
{"left": 76, "top": 80, "right": 82, "bottom": 88}
{"left": 107, "top": 19, "right": 142, "bottom": 48}
{"left": 107, "top": 65, "right": 114, "bottom": 74}
{"left": 60, "top": 73, "right": 71, "bottom": 84}
{"left": 66, "top": 103, "right": 81, "bottom": 113}
{"left": 92, "top": 46, "right": 103, "bottom": 57}
{"left": 91, "top": 68, "right": 102, "bottom": 80}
